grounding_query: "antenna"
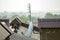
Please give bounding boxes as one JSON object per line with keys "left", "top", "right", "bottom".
{"left": 28, "top": 3, "right": 31, "bottom": 21}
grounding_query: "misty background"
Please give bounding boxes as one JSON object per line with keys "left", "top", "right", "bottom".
{"left": 0, "top": 0, "right": 60, "bottom": 26}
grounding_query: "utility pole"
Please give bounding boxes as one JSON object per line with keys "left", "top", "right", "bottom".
{"left": 26, "top": 3, "right": 33, "bottom": 37}
{"left": 28, "top": 3, "right": 31, "bottom": 21}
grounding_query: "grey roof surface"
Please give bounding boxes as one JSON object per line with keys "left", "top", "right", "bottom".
{"left": 0, "top": 23, "right": 13, "bottom": 40}
{"left": 38, "top": 19, "right": 60, "bottom": 28}
{"left": 0, "top": 24, "right": 10, "bottom": 40}
{"left": 0, "top": 23, "right": 13, "bottom": 34}
{"left": 0, "top": 19, "right": 10, "bottom": 27}
{"left": 10, "top": 17, "right": 22, "bottom": 25}
{"left": 10, "top": 33, "right": 36, "bottom": 40}
{"left": 0, "top": 19, "right": 9, "bottom": 22}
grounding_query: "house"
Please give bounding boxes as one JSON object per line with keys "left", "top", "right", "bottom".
{"left": 0, "top": 23, "right": 37, "bottom": 40}
{"left": 10, "top": 17, "right": 39, "bottom": 32}
{"left": 38, "top": 18, "right": 60, "bottom": 40}
{"left": 0, "top": 18, "right": 38, "bottom": 40}
{"left": 10, "top": 18, "right": 40, "bottom": 40}
{"left": 10, "top": 17, "right": 22, "bottom": 33}
{"left": 10, "top": 17, "right": 22, "bottom": 29}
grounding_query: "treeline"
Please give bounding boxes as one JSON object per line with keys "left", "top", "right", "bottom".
{"left": 45, "top": 12, "right": 60, "bottom": 18}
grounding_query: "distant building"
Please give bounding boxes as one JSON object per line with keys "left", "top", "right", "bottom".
{"left": 38, "top": 19, "right": 60, "bottom": 40}
{"left": 0, "top": 19, "right": 10, "bottom": 27}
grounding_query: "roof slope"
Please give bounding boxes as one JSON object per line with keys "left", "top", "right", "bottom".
{"left": 0, "top": 19, "right": 9, "bottom": 22}
{"left": 0, "top": 23, "right": 13, "bottom": 40}
{"left": 10, "top": 33, "right": 36, "bottom": 40}
{"left": 38, "top": 19, "right": 60, "bottom": 28}
{"left": 10, "top": 17, "right": 22, "bottom": 25}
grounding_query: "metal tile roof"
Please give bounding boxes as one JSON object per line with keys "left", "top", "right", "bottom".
{"left": 10, "top": 33, "right": 36, "bottom": 40}
{"left": 0, "top": 23, "right": 13, "bottom": 40}
{"left": 10, "top": 17, "right": 22, "bottom": 25}
{"left": 38, "top": 19, "right": 60, "bottom": 28}
{"left": 0, "top": 25, "right": 9, "bottom": 40}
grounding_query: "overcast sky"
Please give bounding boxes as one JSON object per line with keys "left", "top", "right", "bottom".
{"left": 0, "top": 0, "right": 60, "bottom": 12}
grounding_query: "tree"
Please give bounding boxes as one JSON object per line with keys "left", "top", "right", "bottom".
{"left": 10, "top": 14, "right": 19, "bottom": 20}
{"left": 19, "top": 15, "right": 29, "bottom": 23}
{"left": 45, "top": 12, "right": 53, "bottom": 18}
{"left": 45, "top": 12, "right": 60, "bottom": 18}
{"left": 2, "top": 16, "right": 7, "bottom": 19}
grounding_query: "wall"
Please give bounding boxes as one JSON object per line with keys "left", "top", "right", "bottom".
{"left": 40, "top": 28, "right": 60, "bottom": 40}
